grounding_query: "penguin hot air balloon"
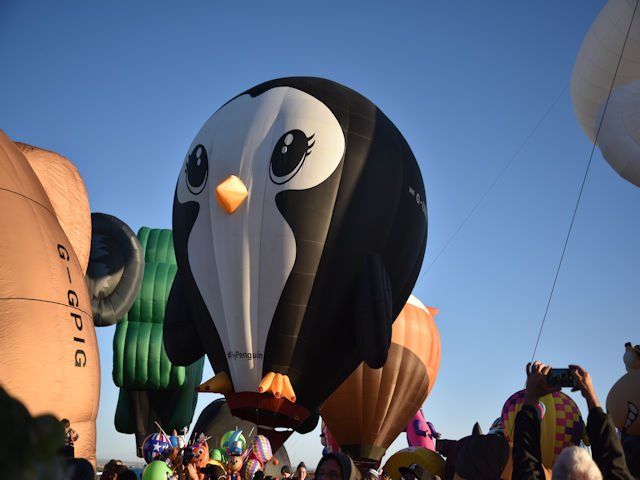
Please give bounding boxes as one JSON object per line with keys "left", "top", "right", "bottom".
{"left": 320, "top": 295, "right": 440, "bottom": 468}
{"left": 164, "top": 77, "right": 428, "bottom": 449}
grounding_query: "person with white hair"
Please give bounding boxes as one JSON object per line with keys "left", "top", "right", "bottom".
{"left": 512, "top": 361, "right": 632, "bottom": 479}
{"left": 552, "top": 446, "right": 601, "bottom": 479}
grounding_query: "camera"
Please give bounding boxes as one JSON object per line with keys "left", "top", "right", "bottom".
{"left": 546, "top": 368, "right": 575, "bottom": 388}
{"left": 182, "top": 448, "right": 195, "bottom": 466}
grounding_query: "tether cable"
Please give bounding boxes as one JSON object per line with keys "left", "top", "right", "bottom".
{"left": 423, "top": 84, "right": 568, "bottom": 275}
{"left": 530, "top": 0, "right": 639, "bottom": 362}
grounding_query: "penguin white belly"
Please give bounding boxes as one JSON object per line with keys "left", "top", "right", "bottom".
{"left": 177, "top": 88, "right": 345, "bottom": 392}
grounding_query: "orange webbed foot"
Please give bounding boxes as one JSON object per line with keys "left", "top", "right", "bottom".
{"left": 258, "top": 372, "right": 296, "bottom": 402}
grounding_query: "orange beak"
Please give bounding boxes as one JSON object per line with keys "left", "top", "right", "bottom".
{"left": 215, "top": 175, "right": 248, "bottom": 214}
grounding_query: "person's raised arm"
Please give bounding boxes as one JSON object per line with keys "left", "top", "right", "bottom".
{"left": 569, "top": 364, "right": 600, "bottom": 411}
{"left": 569, "top": 364, "right": 632, "bottom": 480}
{"left": 513, "top": 362, "right": 560, "bottom": 480}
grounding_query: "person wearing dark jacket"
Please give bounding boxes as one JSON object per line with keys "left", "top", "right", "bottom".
{"left": 315, "top": 452, "right": 360, "bottom": 480}
{"left": 513, "top": 361, "right": 633, "bottom": 480}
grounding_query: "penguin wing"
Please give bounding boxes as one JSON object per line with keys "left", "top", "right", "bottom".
{"left": 353, "top": 253, "right": 393, "bottom": 369}
{"left": 164, "top": 272, "right": 206, "bottom": 365}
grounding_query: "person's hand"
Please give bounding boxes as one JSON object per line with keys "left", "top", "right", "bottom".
{"left": 569, "top": 364, "right": 600, "bottom": 410}
{"left": 523, "top": 361, "right": 560, "bottom": 406}
{"left": 186, "top": 463, "right": 200, "bottom": 480}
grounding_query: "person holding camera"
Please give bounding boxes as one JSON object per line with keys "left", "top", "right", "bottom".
{"left": 512, "top": 361, "right": 632, "bottom": 479}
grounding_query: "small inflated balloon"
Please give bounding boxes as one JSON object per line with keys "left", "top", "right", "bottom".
{"left": 192, "top": 399, "right": 289, "bottom": 478}
{"left": 223, "top": 430, "right": 246, "bottom": 451}
{"left": 249, "top": 435, "right": 273, "bottom": 463}
{"left": 606, "top": 370, "right": 640, "bottom": 435}
{"left": 382, "top": 447, "right": 445, "bottom": 480}
{"left": 190, "top": 437, "right": 211, "bottom": 474}
{"left": 142, "top": 433, "right": 172, "bottom": 464}
{"left": 142, "top": 460, "right": 174, "bottom": 480}
{"left": 210, "top": 447, "right": 226, "bottom": 463}
{"left": 501, "top": 390, "right": 587, "bottom": 467}
{"left": 242, "top": 458, "right": 262, "bottom": 480}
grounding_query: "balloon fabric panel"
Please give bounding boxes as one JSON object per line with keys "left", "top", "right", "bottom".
{"left": 14, "top": 142, "right": 92, "bottom": 275}
{"left": 571, "top": 0, "right": 640, "bottom": 187}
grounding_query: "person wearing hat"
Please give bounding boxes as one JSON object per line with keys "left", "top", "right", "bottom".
{"left": 365, "top": 469, "right": 378, "bottom": 480}
{"left": 399, "top": 463, "right": 437, "bottom": 480}
{"left": 281, "top": 465, "right": 292, "bottom": 480}
{"left": 380, "top": 471, "right": 390, "bottom": 480}
{"left": 295, "top": 462, "right": 307, "bottom": 480}
{"left": 315, "top": 452, "right": 359, "bottom": 480}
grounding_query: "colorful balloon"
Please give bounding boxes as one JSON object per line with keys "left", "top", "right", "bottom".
{"left": 112, "top": 227, "right": 204, "bottom": 454}
{"left": 606, "top": 369, "right": 640, "bottom": 435}
{"left": 242, "top": 458, "right": 262, "bottom": 480}
{"left": 142, "top": 460, "right": 174, "bottom": 480}
{"left": 382, "top": 447, "right": 445, "bottom": 480}
{"left": 320, "top": 295, "right": 440, "bottom": 467}
{"left": 0, "top": 131, "right": 99, "bottom": 468}
{"left": 164, "top": 77, "right": 428, "bottom": 448}
{"left": 501, "top": 389, "right": 587, "bottom": 467}
{"left": 142, "top": 433, "right": 172, "bottom": 464}
{"left": 191, "top": 399, "right": 290, "bottom": 479}
{"left": 249, "top": 435, "right": 273, "bottom": 464}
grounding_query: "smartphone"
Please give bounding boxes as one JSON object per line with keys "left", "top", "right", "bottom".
{"left": 546, "top": 368, "right": 575, "bottom": 388}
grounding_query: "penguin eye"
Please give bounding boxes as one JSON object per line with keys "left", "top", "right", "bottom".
{"left": 269, "top": 129, "right": 315, "bottom": 185}
{"left": 186, "top": 144, "right": 209, "bottom": 194}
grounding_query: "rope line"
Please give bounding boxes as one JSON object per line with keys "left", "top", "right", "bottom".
{"left": 423, "top": 84, "right": 568, "bottom": 275}
{"left": 530, "top": 0, "right": 640, "bottom": 361}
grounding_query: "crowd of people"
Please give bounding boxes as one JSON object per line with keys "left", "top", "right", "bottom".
{"left": 512, "top": 362, "right": 633, "bottom": 479}
{"left": 5, "top": 362, "right": 637, "bottom": 480}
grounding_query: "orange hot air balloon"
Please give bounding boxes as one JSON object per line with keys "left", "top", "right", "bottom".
{"left": 320, "top": 295, "right": 441, "bottom": 469}
{"left": 0, "top": 131, "right": 99, "bottom": 467}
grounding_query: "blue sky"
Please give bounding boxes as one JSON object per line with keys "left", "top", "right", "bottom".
{"left": 2, "top": 0, "right": 638, "bottom": 469}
